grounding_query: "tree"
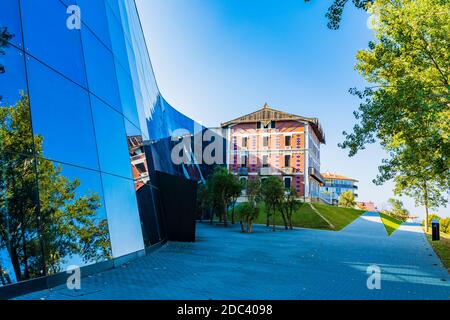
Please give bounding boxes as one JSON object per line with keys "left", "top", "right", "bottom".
{"left": 238, "top": 202, "right": 260, "bottom": 234}
{"left": 261, "top": 177, "right": 284, "bottom": 231}
{"left": 339, "top": 190, "right": 356, "bottom": 208}
{"left": 385, "top": 198, "right": 409, "bottom": 221}
{"left": 279, "top": 188, "right": 301, "bottom": 230}
{"left": 339, "top": 0, "right": 450, "bottom": 229}
{"left": 238, "top": 178, "right": 262, "bottom": 233}
{"left": 305, "top": 0, "right": 374, "bottom": 30}
{"left": 229, "top": 176, "right": 243, "bottom": 225}
{"left": 202, "top": 167, "right": 242, "bottom": 227}
{"left": 0, "top": 94, "right": 111, "bottom": 283}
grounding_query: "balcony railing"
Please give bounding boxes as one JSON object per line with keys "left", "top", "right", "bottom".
{"left": 238, "top": 167, "right": 249, "bottom": 176}
{"left": 308, "top": 167, "right": 324, "bottom": 184}
{"left": 259, "top": 167, "right": 274, "bottom": 175}
{"left": 280, "top": 167, "right": 293, "bottom": 175}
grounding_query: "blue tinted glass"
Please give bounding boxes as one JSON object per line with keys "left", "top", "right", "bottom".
{"left": 81, "top": 27, "right": 121, "bottom": 112}
{"left": 20, "top": 0, "right": 87, "bottom": 87}
{"left": 91, "top": 95, "right": 132, "bottom": 178}
{"left": 105, "top": 3, "right": 129, "bottom": 74}
{"left": 101, "top": 173, "right": 144, "bottom": 257}
{"left": 0, "top": 0, "right": 22, "bottom": 48}
{"left": 76, "top": 0, "right": 112, "bottom": 49}
{"left": 27, "top": 56, "right": 99, "bottom": 170}
{"left": 0, "top": 44, "right": 26, "bottom": 106}
{"left": 124, "top": 118, "right": 142, "bottom": 138}
{"left": 38, "top": 160, "right": 112, "bottom": 274}
{"left": 115, "top": 62, "right": 139, "bottom": 127}
{"left": 0, "top": 155, "right": 43, "bottom": 286}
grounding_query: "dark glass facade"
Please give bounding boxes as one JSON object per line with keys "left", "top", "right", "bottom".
{"left": 0, "top": 0, "right": 205, "bottom": 289}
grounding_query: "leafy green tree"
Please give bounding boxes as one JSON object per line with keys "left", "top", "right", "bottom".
{"left": 339, "top": 0, "right": 450, "bottom": 229}
{"left": 0, "top": 94, "right": 111, "bottom": 283}
{"left": 385, "top": 198, "right": 409, "bottom": 221}
{"left": 279, "top": 188, "right": 301, "bottom": 230}
{"left": 339, "top": 190, "right": 356, "bottom": 208}
{"left": 305, "top": 0, "right": 374, "bottom": 29}
{"left": 229, "top": 176, "right": 243, "bottom": 225}
{"left": 261, "top": 177, "right": 284, "bottom": 231}
{"left": 202, "top": 167, "right": 242, "bottom": 227}
{"left": 238, "top": 178, "right": 261, "bottom": 233}
{"left": 238, "top": 202, "right": 260, "bottom": 234}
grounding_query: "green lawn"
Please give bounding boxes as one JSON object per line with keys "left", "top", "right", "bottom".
{"left": 378, "top": 212, "right": 403, "bottom": 235}
{"left": 425, "top": 231, "right": 450, "bottom": 273}
{"left": 312, "top": 203, "right": 365, "bottom": 231}
{"left": 231, "top": 202, "right": 364, "bottom": 231}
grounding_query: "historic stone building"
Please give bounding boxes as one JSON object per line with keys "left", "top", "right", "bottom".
{"left": 221, "top": 103, "right": 325, "bottom": 199}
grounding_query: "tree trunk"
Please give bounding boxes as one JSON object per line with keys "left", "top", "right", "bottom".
{"left": 272, "top": 212, "right": 276, "bottom": 232}
{"left": 231, "top": 200, "right": 236, "bottom": 224}
{"left": 289, "top": 213, "right": 293, "bottom": 230}
{"left": 223, "top": 203, "right": 228, "bottom": 227}
{"left": 9, "top": 247, "right": 22, "bottom": 282}
{"left": 209, "top": 208, "right": 214, "bottom": 225}
{"left": 280, "top": 210, "right": 288, "bottom": 230}
{"left": 240, "top": 217, "right": 245, "bottom": 233}
{"left": 247, "top": 218, "right": 253, "bottom": 233}
{"left": 266, "top": 207, "right": 270, "bottom": 227}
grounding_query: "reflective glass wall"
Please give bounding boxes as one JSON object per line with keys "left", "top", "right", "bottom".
{"left": 0, "top": 0, "right": 205, "bottom": 288}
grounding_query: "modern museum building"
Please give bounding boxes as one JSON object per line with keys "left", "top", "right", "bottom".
{"left": 0, "top": 0, "right": 207, "bottom": 298}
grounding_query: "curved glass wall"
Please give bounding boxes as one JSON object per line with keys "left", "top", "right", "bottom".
{"left": 0, "top": 0, "right": 205, "bottom": 289}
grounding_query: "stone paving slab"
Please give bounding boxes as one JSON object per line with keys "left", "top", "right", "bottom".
{"left": 16, "top": 212, "right": 450, "bottom": 300}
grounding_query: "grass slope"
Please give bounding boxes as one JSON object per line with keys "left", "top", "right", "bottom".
{"left": 378, "top": 212, "right": 403, "bottom": 235}
{"left": 425, "top": 231, "right": 450, "bottom": 273}
{"left": 232, "top": 202, "right": 364, "bottom": 231}
{"left": 312, "top": 203, "right": 364, "bottom": 231}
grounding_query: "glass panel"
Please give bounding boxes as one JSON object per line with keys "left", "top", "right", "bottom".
{"left": 91, "top": 95, "right": 132, "bottom": 179}
{"left": 105, "top": 3, "right": 129, "bottom": 74}
{"left": 0, "top": 43, "right": 26, "bottom": 107}
{"left": 27, "top": 56, "right": 99, "bottom": 170}
{"left": 115, "top": 62, "right": 140, "bottom": 128}
{"left": 37, "top": 160, "right": 112, "bottom": 275}
{"left": 81, "top": 27, "right": 121, "bottom": 112}
{"left": 20, "top": 0, "right": 87, "bottom": 87}
{"left": 0, "top": 0, "right": 23, "bottom": 48}
{"left": 76, "top": 0, "right": 112, "bottom": 49}
{"left": 0, "top": 154, "right": 44, "bottom": 287}
{"left": 101, "top": 173, "right": 144, "bottom": 257}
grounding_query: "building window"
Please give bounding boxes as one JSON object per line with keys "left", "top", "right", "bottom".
{"left": 263, "top": 136, "right": 269, "bottom": 147}
{"left": 257, "top": 122, "right": 261, "bottom": 129}
{"left": 284, "top": 155, "right": 291, "bottom": 167}
{"left": 262, "top": 155, "right": 269, "bottom": 167}
{"left": 284, "top": 177, "right": 292, "bottom": 189}
{"left": 241, "top": 155, "right": 248, "bottom": 167}
{"left": 285, "top": 135, "right": 291, "bottom": 147}
{"left": 242, "top": 137, "right": 248, "bottom": 148}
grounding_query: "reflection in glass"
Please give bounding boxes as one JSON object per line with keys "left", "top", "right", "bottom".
{"left": 0, "top": 33, "right": 26, "bottom": 107}
{"left": 81, "top": 27, "right": 121, "bottom": 112}
{"left": 27, "top": 56, "right": 100, "bottom": 170}
{"left": 37, "top": 160, "right": 112, "bottom": 274}
{"left": 101, "top": 173, "right": 144, "bottom": 257}
{"left": 91, "top": 95, "right": 132, "bottom": 179}
{"left": 0, "top": 95, "right": 43, "bottom": 285}
{"left": 20, "top": 0, "right": 87, "bottom": 87}
{"left": 0, "top": 0, "right": 23, "bottom": 48}
{"left": 127, "top": 135, "right": 162, "bottom": 246}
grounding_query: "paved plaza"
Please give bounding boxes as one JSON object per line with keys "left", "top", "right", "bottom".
{"left": 17, "top": 212, "right": 450, "bottom": 300}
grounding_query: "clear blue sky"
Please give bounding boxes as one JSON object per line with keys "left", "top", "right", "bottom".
{"left": 135, "top": 0, "right": 447, "bottom": 218}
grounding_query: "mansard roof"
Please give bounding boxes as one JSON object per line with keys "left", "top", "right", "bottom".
{"left": 221, "top": 103, "right": 325, "bottom": 143}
